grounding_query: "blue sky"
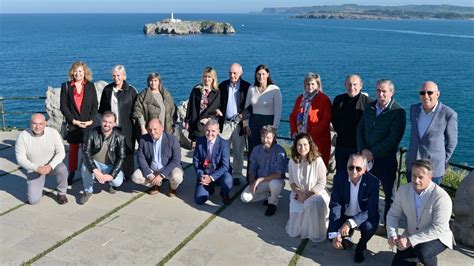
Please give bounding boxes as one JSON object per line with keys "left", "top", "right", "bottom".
{"left": 1, "top": 0, "right": 473, "bottom": 13}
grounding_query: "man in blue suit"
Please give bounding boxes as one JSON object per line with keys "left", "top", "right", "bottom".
{"left": 328, "top": 153, "right": 380, "bottom": 264}
{"left": 406, "top": 81, "right": 458, "bottom": 185}
{"left": 132, "top": 118, "right": 183, "bottom": 197}
{"left": 194, "top": 119, "right": 233, "bottom": 205}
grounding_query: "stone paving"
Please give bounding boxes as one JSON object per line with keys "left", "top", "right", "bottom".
{"left": 0, "top": 130, "right": 472, "bottom": 265}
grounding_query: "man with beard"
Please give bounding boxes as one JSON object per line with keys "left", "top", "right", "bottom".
{"left": 80, "top": 111, "right": 126, "bottom": 204}
{"left": 241, "top": 125, "right": 288, "bottom": 216}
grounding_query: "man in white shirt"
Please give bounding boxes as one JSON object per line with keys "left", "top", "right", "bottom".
{"left": 328, "top": 154, "right": 380, "bottom": 263}
{"left": 15, "top": 113, "right": 68, "bottom": 205}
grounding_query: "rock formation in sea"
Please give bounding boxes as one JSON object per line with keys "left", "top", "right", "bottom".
{"left": 144, "top": 17, "right": 235, "bottom": 35}
{"left": 452, "top": 171, "right": 474, "bottom": 247}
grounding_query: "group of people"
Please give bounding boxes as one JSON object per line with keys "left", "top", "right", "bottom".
{"left": 15, "top": 60, "right": 458, "bottom": 265}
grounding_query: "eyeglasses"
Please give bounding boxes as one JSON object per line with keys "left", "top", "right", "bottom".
{"left": 347, "top": 165, "right": 363, "bottom": 172}
{"left": 419, "top": 91, "right": 437, "bottom": 96}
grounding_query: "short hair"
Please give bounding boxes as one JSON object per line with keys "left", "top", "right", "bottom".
{"left": 68, "top": 61, "right": 93, "bottom": 82}
{"left": 376, "top": 79, "right": 395, "bottom": 93}
{"left": 347, "top": 153, "right": 368, "bottom": 169}
{"left": 147, "top": 72, "right": 163, "bottom": 91}
{"left": 260, "top": 125, "right": 277, "bottom": 143}
{"left": 291, "top": 133, "right": 320, "bottom": 164}
{"left": 229, "top": 63, "right": 243, "bottom": 74}
{"left": 30, "top": 113, "right": 46, "bottom": 122}
{"left": 254, "top": 64, "right": 275, "bottom": 87}
{"left": 411, "top": 159, "right": 433, "bottom": 174}
{"left": 112, "top": 65, "right": 127, "bottom": 80}
{"left": 304, "top": 72, "right": 323, "bottom": 92}
{"left": 147, "top": 117, "right": 163, "bottom": 128}
{"left": 345, "top": 74, "right": 362, "bottom": 85}
{"left": 205, "top": 118, "right": 219, "bottom": 128}
{"left": 102, "top": 111, "right": 117, "bottom": 122}
{"left": 202, "top": 66, "right": 218, "bottom": 90}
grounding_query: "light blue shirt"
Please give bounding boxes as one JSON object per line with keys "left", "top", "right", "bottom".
{"left": 225, "top": 81, "right": 240, "bottom": 119}
{"left": 150, "top": 135, "right": 163, "bottom": 171}
{"left": 375, "top": 101, "right": 388, "bottom": 116}
{"left": 411, "top": 182, "right": 434, "bottom": 221}
{"left": 417, "top": 102, "right": 438, "bottom": 139}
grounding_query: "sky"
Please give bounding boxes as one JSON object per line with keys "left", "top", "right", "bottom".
{"left": 1, "top": 0, "right": 473, "bottom": 13}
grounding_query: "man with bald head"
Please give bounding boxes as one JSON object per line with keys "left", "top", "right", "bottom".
{"left": 406, "top": 81, "right": 458, "bottom": 185}
{"left": 15, "top": 113, "right": 68, "bottom": 204}
{"left": 332, "top": 74, "right": 372, "bottom": 174}
{"left": 217, "top": 63, "right": 251, "bottom": 185}
{"left": 132, "top": 118, "right": 183, "bottom": 197}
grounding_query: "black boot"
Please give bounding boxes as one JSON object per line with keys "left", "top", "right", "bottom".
{"left": 67, "top": 171, "right": 75, "bottom": 185}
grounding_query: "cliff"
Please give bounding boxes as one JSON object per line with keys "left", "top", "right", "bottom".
{"left": 144, "top": 19, "right": 235, "bottom": 35}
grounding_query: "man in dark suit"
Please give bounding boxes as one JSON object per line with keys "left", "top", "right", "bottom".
{"left": 217, "top": 63, "right": 251, "bottom": 186}
{"left": 132, "top": 118, "right": 183, "bottom": 197}
{"left": 328, "top": 153, "right": 380, "bottom": 263}
{"left": 405, "top": 81, "right": 458, "bottom": 185}
{"left": 193, "top": 119, "right": 233, "bottom": 205}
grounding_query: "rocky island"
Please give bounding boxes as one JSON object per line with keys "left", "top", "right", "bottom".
{"left": 144, "top": 13, "right": 235, "bottom": 35}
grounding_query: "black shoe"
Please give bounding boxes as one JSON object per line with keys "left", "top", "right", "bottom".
{"left": 56, "top": 194, "right": 68, "bottom": 205}
{"left": 342, "top": 236, "right": 354, "bottom": 249}
{"left": 233, "top": 178, "right": 241, "bottom": 186}
{"left": 67, "top": 171, "right": 75, "bottom": 185}
{"left": 222, "top": 195, "right": 231, "bottom": 205}
{"left": 354, "top": 248, "right": 365, "bottom": 263}
{"left": 80, "top": 192, "right": 92, "bottom": 204}
{"left": 265, "top": 204, "right": 277, "bottom": 216}
{"left": 262, "top": 200, "right": 269, "bottom": 206}
{"left": 107, "top": 186, "right": 117, "bottom": 194}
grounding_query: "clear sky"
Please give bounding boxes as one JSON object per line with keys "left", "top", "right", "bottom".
{"left": 1, "top": 0, "right": 473, "bottom": 13}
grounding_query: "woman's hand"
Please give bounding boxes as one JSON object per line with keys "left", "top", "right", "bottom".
{"left": 244, "top": 126, "right": 251, "bottom": 137}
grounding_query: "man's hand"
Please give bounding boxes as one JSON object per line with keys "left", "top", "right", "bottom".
{"left": 140, "top": 126, "right": 148, "bottom": 135}
{"left": 214, "top": 109, "right": 223, "bottom": 117}
{"left": 250, "top": 177, "right": 264, "bottom": 193}
{"left": 37, "top": 165, "right": 52, "bottom": 175}
{"left": 244, "top": 126, "right": 251, "bottom": 136}
{"left": 150, "top": 174, "right": 163, "bottom": 186}
{"left": 339, "top": 222, "right": 351, "bottom": 237}
{"left": 361, "top": 149, "right": 374, "bottom": 161}
{"left": 332, "top": 235, "right": 343, "bottom": 249}
{"left": 200, "top": 175, "right": 212, "bottom": 186}
{"left": 93, "top": 169, "right": 106, "bottom": 184}
{"left": 397, "top": 237, "right": 411, "bottom": 250}
{"left": 388, "top": 236, "right": 398, "bottom": 249}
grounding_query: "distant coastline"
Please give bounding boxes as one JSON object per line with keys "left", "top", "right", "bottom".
{"left": 262, "top": 4, "right": 474, "bottom": 20}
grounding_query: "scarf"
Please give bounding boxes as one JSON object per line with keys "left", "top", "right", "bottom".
{"left": 297, "top": 90, "right": 318, "bottom": 133}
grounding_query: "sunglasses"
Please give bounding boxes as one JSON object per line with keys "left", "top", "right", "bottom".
{"left": 347, "top": 165, "right": 363, "bottom": 172}
{"left": 419, "top": 91, "right": 437, "bottom": 96}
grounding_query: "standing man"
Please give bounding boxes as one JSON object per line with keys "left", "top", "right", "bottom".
{"left": 80, "top": 111, "right": 126, "bottom": 204}
{"left": 406, "top": 81, "right": 458, "bottom": 185}
{"left": 387, "top": 160, "right": 453, "bottom": 265}
{"left": 241, "top": 125, "right": 287, "bottom": 216}
{"left": 132, "top": 118, "right": 183, "bottom": 197}
{"left": 328, "top": 154, "right": 380, "bottom": 263}
{"left": 217, "top": 63, "right": 251, "bottom": 186}
{"left": 357, "top": 79, "right": 406, "bottom": 228}
{"left": 15, "top": 113, "right": 68, "bottom": 205}
{"left": 332, "top": 74, "right": 372, "bottom": 173}
{"left": 193, "top": 119, "right": 233, "bottom": 205}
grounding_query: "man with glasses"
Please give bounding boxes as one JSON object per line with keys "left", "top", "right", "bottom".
{"left": 405, "top": 81, "right": 458, "bottom": 185}
{"left": 328, "top": 154, "right": 380, "bottom": 263}
{"left": 357, "top": 79, "right": 406, "bottom": 233}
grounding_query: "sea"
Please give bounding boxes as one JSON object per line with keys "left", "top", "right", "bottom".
{"left": 0, "top": 13, "right": 473, "bottom": 165}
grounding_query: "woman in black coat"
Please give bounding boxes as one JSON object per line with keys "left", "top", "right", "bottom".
{"left": 60, "top": 61, "right": 98, "bottom": 184}
{"left": 184, "top": 66, "right": 221, "bottom": 144}
{"left": 98, "top": 65, "right": 138, "bottom": 180}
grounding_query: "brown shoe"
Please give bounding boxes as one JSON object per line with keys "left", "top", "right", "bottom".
{"left": 56, "top": 194, "right": 68, "bottom": 205}
{"left": 168, "top": 188, "right": 177, "bottom": 197}
{"left": 148, "top": 185, "right": 160, "bottom": 195}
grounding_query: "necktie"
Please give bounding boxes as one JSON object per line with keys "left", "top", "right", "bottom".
{"left": 207, "top": 141, "right": 213, "bottom": 160}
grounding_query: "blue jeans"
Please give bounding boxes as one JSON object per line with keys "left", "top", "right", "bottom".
{"left": 406, "top": 171, "right": 442, "bottom": 185}
{"left": 194, "top": 172, "right": 233, "bottom": 205}
{"left": 81, "top": 160, "right": 124, "bottom": 193}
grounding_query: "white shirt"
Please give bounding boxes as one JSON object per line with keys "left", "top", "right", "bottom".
{"left": 111, "top": 86, "right": 120, "bottom": 126}
{"left": 345, "top": 177, "right": 362, "bottom": 228}
{"left": 417, "top": 102, "right": 438, "bottom": 139}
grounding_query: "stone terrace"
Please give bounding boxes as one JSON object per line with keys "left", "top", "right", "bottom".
{"left": 0, "top": 131, "right": 472, "bottom": 265}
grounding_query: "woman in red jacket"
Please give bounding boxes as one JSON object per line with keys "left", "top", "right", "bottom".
{"left": 290, "top": 73, "right": 332, "bottom": 167}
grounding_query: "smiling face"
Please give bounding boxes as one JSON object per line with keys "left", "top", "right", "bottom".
{"left": 112, "top": 70, "right": 125, "bottom": 87}
{"left": 347, "top": 156, "right": 366, "bottom": 183}
{"left": 149, "top": 77, "right": 160, "bottom": 90}
{"left": 304, "top": 78, "right": 319, "bottom": 94}
{"left": 411, "top": 166, "right": 433, "bottom": 193}
{"left": 345, "top": 75, "right": 362, "bottom": 97}
{"left": 229, "top": 64, "right": 242, "bottom": 85}
{"left": 256, "top": 69, "right": 269, "bottom": 86}
{"left": 147, "top": 118, "right": 164, "bottom": 140}
{"left": 296, "top": 137, "right": 310, "bottom": 158}
{"left": 260, "top": 132, "right": 275, "bottom": 150}
{"left": 376, "top": 82, "right": 394, "bottom": 107}
{"left": 419, "top": 81, "right": 440, "bottom": 112}
{"left": 73, "top": 66, "right": 85, "bottom": 82}
{"left": 205, "top": 122, "right": 219, "bottom": 142}
{"left": 101, "top": 114, "right": 116, "bottom": 135}
{"left": 30, "top": 114, "right": 47, "bottom": 136}
{"left": 202, "top": 73, "right": 214, "bottom": 88}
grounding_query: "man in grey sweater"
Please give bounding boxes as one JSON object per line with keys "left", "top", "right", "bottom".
{"left": 15, "top": 113, "right": 68, "bottom": 205}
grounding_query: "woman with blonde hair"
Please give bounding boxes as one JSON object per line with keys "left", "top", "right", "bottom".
{"left": 60, "top": 61, "right": 98, "bottom": 184}
{"left": 184, "top": 66, "right": 221, "bottom": 142}
{"left": 286, "top": 133, "right": 330, "bottom": 242}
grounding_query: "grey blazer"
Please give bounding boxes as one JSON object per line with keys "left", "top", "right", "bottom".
{"left": 386, "top": 183, "right": 454, "bottom": 249}
{"left": 406, "top": 102, "right": 458, "bottom": 177}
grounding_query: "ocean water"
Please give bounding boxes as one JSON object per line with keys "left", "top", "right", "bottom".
{"left": 0, "top": 13, "right": 473, "bottom": 164}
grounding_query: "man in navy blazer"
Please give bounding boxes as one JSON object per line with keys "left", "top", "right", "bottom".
{"left": 406, "top": 81, "right": 458, "bottom": 185}
{"left": 328, "top": 153, "right": 380, "bottom": 263}
{"left": 132, "top": 118, "right": 183, "bottom": 197}
{"left": 193, "top": 119, "right": 233, "bottom": 205}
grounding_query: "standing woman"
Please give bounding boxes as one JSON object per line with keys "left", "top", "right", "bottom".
{"left": 98, "top": 65, "right": 138, "bottom": 180}
{"left": 286, "top": 133, "right": 330, "bottom": 242}
{"left": 133, "top": 72, "right": 176, "bottom": 135}
{"left": 184, "top": 66, "right": 221, "bottom": 144}
{"left": 60, "top": 61, "right": 98, "bottom": 184}
{"left": 244, "top": 64, "right": 282, "bottom": 155}
{"left": 289, "top": 72, "right": 332, "bottom": 167}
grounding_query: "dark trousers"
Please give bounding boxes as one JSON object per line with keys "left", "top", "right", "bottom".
{"left": 335, "top": 145, "right": 358, "bottom": 173}
{"left": 392, "top": 239, "right": 447, "bottom": 266}
{"left": 341, "top": 215, "right": 377, "bottom": 251}
{"left": 369, "top": 155, "right": 397, "bottom": 224}
{"left": 195, "top": 172, "right": 233, "bottom": 205}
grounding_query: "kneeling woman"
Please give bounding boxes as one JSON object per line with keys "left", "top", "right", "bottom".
{"left": 286, "top": 133, "right": 330, "bottom": 242}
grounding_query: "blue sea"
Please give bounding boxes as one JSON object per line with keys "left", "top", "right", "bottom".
{"left": 0, "top": 13, "right": 473, "bottom": 164}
